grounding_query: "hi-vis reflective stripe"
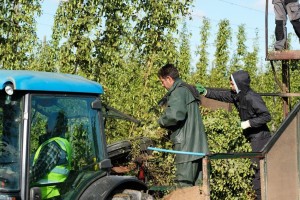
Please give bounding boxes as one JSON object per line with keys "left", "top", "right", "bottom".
{"left": 54, "top": 139, "right": 67, "bottom": 151}
{"left": 50, "top": 167, "right": 69, "bottom": 175}
{"left": 37, "top": 179, "right": 61, "bottom": 184}
{"left": 36, "top": 167, "right": 70, "bottom": 184}
{"left": 54, "top": 137, "right": 72, "bottom": 167}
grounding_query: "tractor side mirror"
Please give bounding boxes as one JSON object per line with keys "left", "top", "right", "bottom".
{"left": 91, "top": 99, "right": 102, "bottom": 110}
{"left": 98, "top": 159, "right": 113, "bottom": 170}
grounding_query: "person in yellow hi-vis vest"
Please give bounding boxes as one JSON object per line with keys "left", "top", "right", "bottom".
{"left": 30, "top": 111, "right": 72, "bottom": 199}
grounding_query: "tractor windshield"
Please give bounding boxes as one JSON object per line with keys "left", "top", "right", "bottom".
{"left": 29, "top": 94, "right": 107, "bottom": 198}
{"left": 0, "top": 92, "right": 22, "bottom": 191}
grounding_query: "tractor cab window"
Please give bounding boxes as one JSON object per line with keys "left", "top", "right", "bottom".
{"left": 0, "top": 92, "right": 22, "bottom": 191}
{"left": 29, "top": 95, "right": 106, "bottom": 199}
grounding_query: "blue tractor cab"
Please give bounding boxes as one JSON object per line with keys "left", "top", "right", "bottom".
{"left": 0, "top": 70, "right": 151, "bottom": 200}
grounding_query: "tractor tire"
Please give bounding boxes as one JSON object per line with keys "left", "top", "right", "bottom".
{"left": 111, "top": 189, "right": 154, "bottom": 200}
{"left": 107, "top": 140, "right": 132, "bottom": 166}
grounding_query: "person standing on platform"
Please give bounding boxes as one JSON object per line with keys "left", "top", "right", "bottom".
{"left": 273, "top": 0, "right": 300, "bottom": 50}
{"left": 196, "top": 70, "right": 271, "bottom": 200}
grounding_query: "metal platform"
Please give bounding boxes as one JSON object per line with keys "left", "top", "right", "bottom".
{"left": 267, "top": 50, "right": 300, "bottom": 61}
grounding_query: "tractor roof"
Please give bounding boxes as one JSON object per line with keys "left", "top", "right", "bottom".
{"left": 0, "top": 70, "right": 103, "bottom": 94}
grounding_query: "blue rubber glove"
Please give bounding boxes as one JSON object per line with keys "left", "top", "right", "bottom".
{"left": 195, "top": 83, "right": 207, "bottom": 95}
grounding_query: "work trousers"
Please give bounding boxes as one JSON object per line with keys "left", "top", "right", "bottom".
{"left": 247, "top": 131, "right": 271, "bottom": 200}
{"left": 175, "top": 158, "right": 203, "bottom": 188}
{"left": 273, "top": 0, "right": 300, "bottom": 50}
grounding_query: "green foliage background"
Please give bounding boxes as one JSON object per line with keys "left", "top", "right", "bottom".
{"left": 1, "top": 1, "right": 300, "bottom": 199}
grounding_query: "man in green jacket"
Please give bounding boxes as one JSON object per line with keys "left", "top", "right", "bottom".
{"left": 157, "top": 64, "right": 209, "bottom": 187}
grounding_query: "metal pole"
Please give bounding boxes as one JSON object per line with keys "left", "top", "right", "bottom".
{"left": 202, "top": 156, "right": 210, "bottom": 200}
{"left": 147, "top": 147, "right": 206, "bottom": 156}
{"left": 282, "top": 61, "right": 290, "bottom": 117}
{"left": 260, "top": 159, "right": 266, "bottom": 200}
{"left": 265, "top": 0, "right": 269, "bottom": 60}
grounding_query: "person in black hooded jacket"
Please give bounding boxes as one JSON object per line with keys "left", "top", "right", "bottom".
{"left": 196, "top": 70, "right": 271, "bottom": 200}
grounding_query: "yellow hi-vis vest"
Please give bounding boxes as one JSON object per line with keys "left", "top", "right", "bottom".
{"left": 33, "top": 137, "right": 72, "bottom": 199}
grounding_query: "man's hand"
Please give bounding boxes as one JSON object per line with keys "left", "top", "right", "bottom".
{"left": 241, "top": 120, "right": 251, "bottom": 129}
{"left": 195, "top": 83, "right": 207, "bottom": 95}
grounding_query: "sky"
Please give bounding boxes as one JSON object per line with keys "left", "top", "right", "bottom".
{"left": 36, "top": 0, "right": 300, "bottom": 70}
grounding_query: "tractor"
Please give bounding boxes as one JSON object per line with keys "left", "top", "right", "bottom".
{"left": 0, "top": 70, "right": 153, "bottom": 200}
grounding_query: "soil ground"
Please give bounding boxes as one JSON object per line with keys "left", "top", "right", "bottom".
{"left": 163, "top": 186, "right": 207, "bottom": 200}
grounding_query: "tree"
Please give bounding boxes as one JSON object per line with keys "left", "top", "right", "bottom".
{"left": 52, "top": 1, "right": 102, "bottom": 76}
{"left": 210, "top": 19, "right": 231, "bottom": 88}
{"left": 0, "top": 0, "right": 41, "bottom": 69}
{"left": 177, "top": 21, "right": 191, "bottom": 82}
{"left": 243, "top": 28, "right": 259, "bottom": 82}
{"left": 193, "top": 17, "right": 210, "bottom": 85}
{"left": 29, "top": 37, "right": 56, "bottom": 72}
{"left": 203, "top": 108, "right": 255, "bottom": 199}
{"left": 230, "top": 24, "right": 247, "bottom": 74}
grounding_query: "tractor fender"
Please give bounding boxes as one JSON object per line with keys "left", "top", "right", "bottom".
{"left": 78, "top": 175, "right": 148, "bottom": 200}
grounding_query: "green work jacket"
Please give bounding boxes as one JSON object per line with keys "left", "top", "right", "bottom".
{"left": 158, "top": 79, "right": 209, "bottom": 164}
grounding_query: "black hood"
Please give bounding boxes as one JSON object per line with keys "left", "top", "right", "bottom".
{"left": 231, "top": 70, "right": 250, "bottom": 93}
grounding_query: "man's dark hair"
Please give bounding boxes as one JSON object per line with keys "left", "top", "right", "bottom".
{"left": 158, "top": 64, "right": 180, "bottom": 79}
{"left": 47, "top": 111, "right": 68, "bottom": 137}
